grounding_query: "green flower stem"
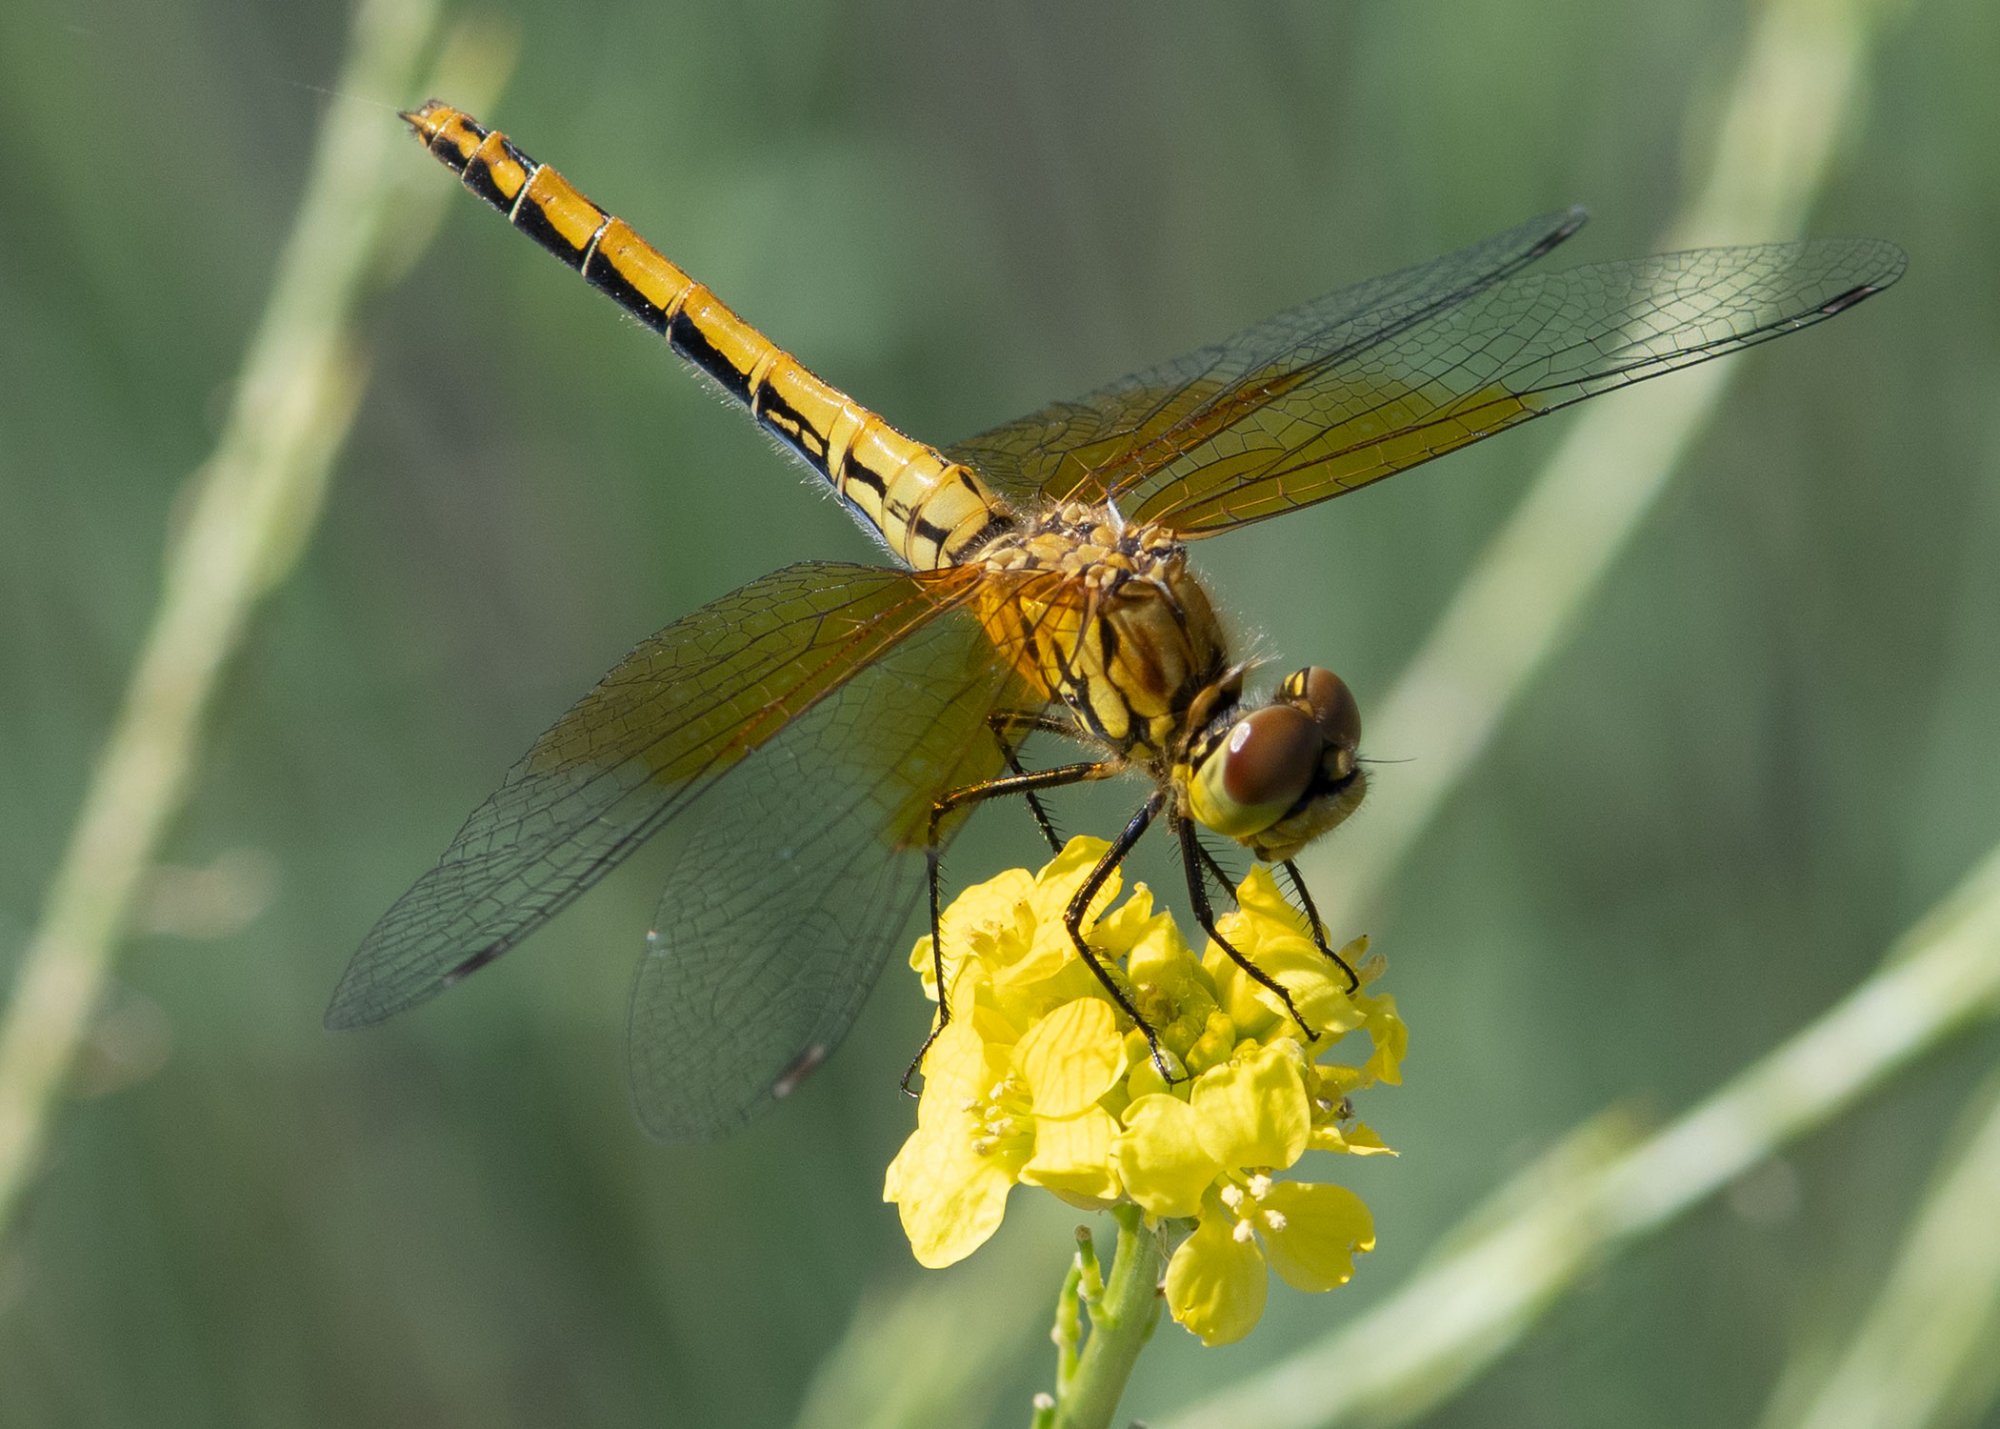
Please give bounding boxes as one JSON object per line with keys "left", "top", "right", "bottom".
{"left": 1052, "top": 1228, "right": 1093, "bottom": 1396}
{"left": 0, "top": 1, "right": 513, "bottom": 1245}
{"left": 1048, "top": 1206, "right": 1165, "bottom": 1429}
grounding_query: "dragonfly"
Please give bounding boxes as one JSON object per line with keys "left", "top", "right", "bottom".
{"left": 329, "top": 100, "right": 1904, "bottom": 1139}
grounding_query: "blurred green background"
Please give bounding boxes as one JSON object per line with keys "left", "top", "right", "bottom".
{"left": 3, "top": 0, "right": 1999, "bottom": 1425}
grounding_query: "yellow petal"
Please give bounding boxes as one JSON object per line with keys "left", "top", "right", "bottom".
{"left": 1020, "top": 1106, "right": 1120, "bottom": 1201}
{"left": 1233, "top": 865, "right": 1306, "bottom": 932}
{"left": 943, "top": 866, "right": 1036, "bottom": 944}
{"left": 922, "top": 867, "right": 1036, "bottom": 996}
{"left": 1190, "top": 1041, "right": 1311, "bottom": 1171}
{"left": 1016, "top": 998, "right": 1125, "bottom": 1117}
{"left": 1203, "top": 934, "right": 1359, "bottom": 1043}
{"left": 1033, "top": 836, "right": 1116, "bottom": 901}
{"left": 1256, "top": 1181, "right": 1374, "bottom": 1293}
{"left": 1199, "top": 868, "right": 1375, "bottom": 1045}
{"left": 1007, "top": 926, "right": 1081, "bottom": 986}
{"left": 1314, "top": 1061, "right": 1366, "bottom": 1097}
{"left": 975, "top": 961, "right": 1115, "bottom": 1050}
{"left": 963, "top": 975, "right": 1030, "bottom": 1047}
{"left": 1116, "top": 1094, "right": 1220, "bottom": 1219}
{"left": 1186, "top": 1011, "right": 1239, "bottom": 1076}
{"left": 1088, "top": 880, "right": 1158, "bottom": 955}
{"left": 884, "top": 1125, "right": 1016, "bottom": 1269}
{"left": 1123, "top": 1038, "right": 1174, "bottom": 1101}
{"left": 1311, "top": 1120, "right": 1397, "bottom": 1157}
{"left": 908, "top": 933, "right": 942, "bottom": 1001}
{"left": 1165, "top": 1212, "right": 1268, "bottom": 1346}
{"left": 914, "top": 1020, "right": 1001, "bottom": 1130}
{"left": 1026, "top": 837, "right": 1120, "bottom": 950}
{"left": 1364, "top": 996, "right": 1408, "bottom": 1086}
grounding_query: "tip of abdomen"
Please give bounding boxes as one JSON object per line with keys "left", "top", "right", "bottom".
{"left": 401, "top": 98, "right": 486, "bottom": 145}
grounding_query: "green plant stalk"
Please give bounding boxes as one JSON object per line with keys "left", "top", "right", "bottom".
{"left": 1050, "top": 1205, "right": 1164, "bottom": 1429}
{"left": 0, "top": 0, "right": 513, "bottom": 1243}
{"left": 1162, "top": 833, "right": 2000, "bottom": 1429}
{"left": 1761, "top": 1059, "right": 2000, "bottom": 1429}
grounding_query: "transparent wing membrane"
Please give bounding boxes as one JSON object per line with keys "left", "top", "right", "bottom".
{"left": 325, "top": 562, "right": 985, "bottom": 1031}
{"left": 1130, "top": 239, "right": 1905, "bottom": 532}
{"left": 947, "top": 213, "right": 1903, "bottom": 537}
{"left": 946, "top": 208, "right": 1588, "bottom": 507}
{"left": 628, "top": 606, "right": 1038, "bottom": 1139}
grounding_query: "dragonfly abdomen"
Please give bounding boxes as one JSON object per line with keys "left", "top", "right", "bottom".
{"left": 402, "top": 102, "right": 1011, "bottom": 571}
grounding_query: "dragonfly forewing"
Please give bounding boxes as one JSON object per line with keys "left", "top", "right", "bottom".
{"left": 946, "top": 207, "right": 1588, "bottom": 507}
{"left": 1126, "top": 237, "right": 1906, "bottom": 532}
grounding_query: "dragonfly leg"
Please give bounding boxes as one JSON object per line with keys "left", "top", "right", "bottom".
{"left": 1062, "top": 791, "right": 1173, "bottom": 1080}
{"left": 989, "top": 712, "right": 1082, "bottom": 740}
{"left": 1176, "top": 816, "right": 1317, "bottom": 1041}
{"left": 1189, "top": 835, "right": 1241, "bottom": 910}
{"left": 986, "top": 712, "right": 1075, "bottom": 855}
{"left": 1282, "top": 859, "right": 1358, "bottom": 993}
{"left": 902, "top": 758, "right": 1121, "bottom": 1095}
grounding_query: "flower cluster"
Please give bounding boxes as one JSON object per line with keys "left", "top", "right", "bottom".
{"left": 883, "top": 837, "right": 1406, "bottom": 1345}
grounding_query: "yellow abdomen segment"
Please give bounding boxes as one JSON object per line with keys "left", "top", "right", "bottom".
{"left": 402, "top": 101, "right": 1010, "bottom": 571}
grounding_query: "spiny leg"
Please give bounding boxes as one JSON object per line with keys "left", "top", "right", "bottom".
{"left": 1281, "top": 859, "right": 1358, "bottom": 993}
{"left": 1176, "top": 815, "right": 1317, "bottom": 1041}
{"left": 903, "top": 758, "right": 1122, "bottom": 1093}
{"left": 1063, "top": 791, "right": 1173, "bottom": 1078}
{"left": 1192, "top": 837, "right": 1355, "bottom": 996}
{"left": 987, "top": 711, "right": 1075, "bottom": 855}
{"left": 1190, "top": 835, "right": 1241, "bottom": 909}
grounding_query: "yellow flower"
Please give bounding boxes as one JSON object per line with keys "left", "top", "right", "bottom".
{"left": 1165, "top": 1177, "right": 1376, "bottom": 1346}
{"left": 1202, "top": 866, "right": 1370, "bottom": 1048}
{"left": 884, "top": 997, "right": 1126, "bottom": 1267}
{"left": 885, "top": 837, "right": 1404, "bottom": 1343}
{"left": 1116, "top": 1041, "right": 1311, "bottom": 1218}
{"left": 906, "top": 837, "right": 1134, "bottom": 1040}
{"left": 1116, "top": 1040, "right": 1375, "bottom": 1345}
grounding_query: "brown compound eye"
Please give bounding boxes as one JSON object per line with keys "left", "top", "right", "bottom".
{"left": 1290, "top": 666, "right": 1361, "bottom": 752}
{"left": 1188, "top": 703, "right": 1319, "bottom": 838}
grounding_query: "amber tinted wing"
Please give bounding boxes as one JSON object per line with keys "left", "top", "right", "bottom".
{"left": 945, "top": 208, "right": 1588, "bottom": 506}
{"left": 325, "top": 561, "right": 990, "bottom": 1032}
{"left": 1124, "top": 237, "right": 1906, "bottom": 533}
{"left": 628, "top": 593, "right": 1052, "bottom": 1138}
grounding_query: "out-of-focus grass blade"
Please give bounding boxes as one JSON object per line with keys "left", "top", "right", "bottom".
{"left": 1758, "top": 1062, "right": 2000, "bottom": 1429}
{"left": 0, "top": 0, "right": 513, "bottom": 1243}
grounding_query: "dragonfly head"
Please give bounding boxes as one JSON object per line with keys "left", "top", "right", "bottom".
{"left": 1186, "top": 666, "right": 1365, "bottom": 863}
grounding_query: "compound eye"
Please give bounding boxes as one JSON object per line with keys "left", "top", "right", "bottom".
{"left": 1189, "top": 704, "right": 1319, "bottom": 838}
{"left": 1292, "top": 666, "right": 1361, "bottom": 751}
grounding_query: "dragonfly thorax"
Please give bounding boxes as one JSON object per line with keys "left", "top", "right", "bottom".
{"left": 974, "top": 503, "right": 1229, "bottom": 760}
